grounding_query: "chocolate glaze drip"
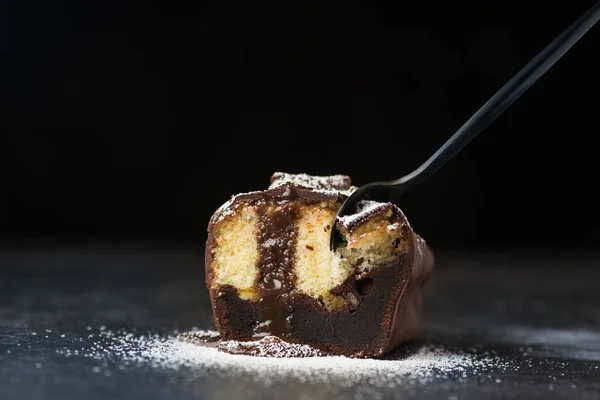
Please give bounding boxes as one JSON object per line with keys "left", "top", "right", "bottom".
{"left": 178, "top": 331, "right": 326, "bottom": 357}
{"left": 254, "top": 201, "right": 300, "bottom": 337}
{"left": 218, "top": 336, "right": 326, "bottom": 357}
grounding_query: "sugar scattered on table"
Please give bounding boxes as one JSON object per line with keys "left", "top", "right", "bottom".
{"left": 60, "top": 329, "right": 510, "bottom": 387}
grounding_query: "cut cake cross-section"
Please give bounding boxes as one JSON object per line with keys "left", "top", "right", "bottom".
{"left": 205, "top": 172, "right": 434, "bottom": 358}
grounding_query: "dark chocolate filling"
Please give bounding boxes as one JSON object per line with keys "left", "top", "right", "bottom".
{"left": 254, "top": 201, "right": 300, "bottom": 336}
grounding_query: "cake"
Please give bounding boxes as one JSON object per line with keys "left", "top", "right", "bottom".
{"left": 205, "top": 172, "right": 434, "bottom": 358}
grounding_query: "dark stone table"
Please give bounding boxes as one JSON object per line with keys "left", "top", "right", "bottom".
{"left": 1, "top": 244, "right": 599, "bottom": 399}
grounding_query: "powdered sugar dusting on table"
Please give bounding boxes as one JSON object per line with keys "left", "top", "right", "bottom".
{"left": 61, "top": 329, "right": 510, "bottom": 387}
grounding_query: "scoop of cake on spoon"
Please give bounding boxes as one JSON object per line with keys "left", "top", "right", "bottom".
{"left": 330, "top": 0, "right": 600, "bottom": 251}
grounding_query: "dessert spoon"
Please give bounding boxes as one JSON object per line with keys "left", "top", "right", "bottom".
{"left": 331, "top": 0, "right": 600, "bottom": 250}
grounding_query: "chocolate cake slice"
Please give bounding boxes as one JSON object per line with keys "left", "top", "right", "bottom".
{"left": 205, "top": 172, "right": 434, "bottom": 358}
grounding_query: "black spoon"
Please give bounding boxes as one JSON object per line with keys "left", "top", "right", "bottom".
{"left": 330, "top": 0, "right": 600, "bottom": 251}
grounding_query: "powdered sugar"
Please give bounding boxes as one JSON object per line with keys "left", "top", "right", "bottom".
{"left": 261, "top": 238, "right": 278, "bottom": 248}
{"left": 62, "top": 329, "right": 509, "bottom": 387}
{"left": 337, "top": 200, "right": 391, "bottom": 229}
{"left": 211, "top": 198, "right": 241, "bottom": 224}
{"left": 269, "top": 172, "right": 351, "bottom": 192}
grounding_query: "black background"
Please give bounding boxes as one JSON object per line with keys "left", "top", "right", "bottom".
{"left": 2, "top": 0, "right": 599, "bottom": 253}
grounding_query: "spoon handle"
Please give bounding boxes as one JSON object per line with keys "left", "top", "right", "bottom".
{"left": 393, "top": 0, "right": 600, "bottom": 190}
